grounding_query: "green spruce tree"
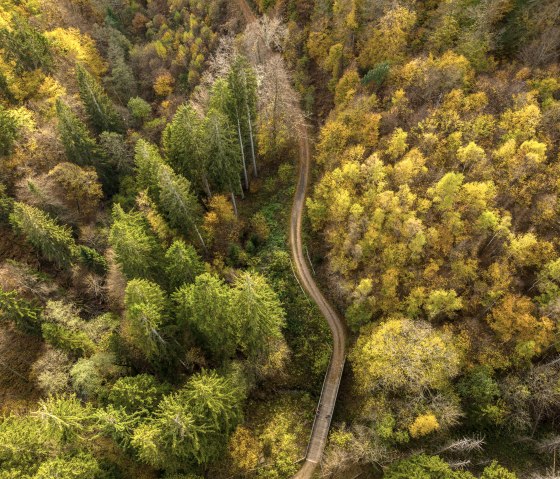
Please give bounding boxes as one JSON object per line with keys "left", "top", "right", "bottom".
{"left": 76, "top": 64, "right": 124, "bottom": 134}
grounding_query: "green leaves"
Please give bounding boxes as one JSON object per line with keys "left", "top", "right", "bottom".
{"left": 0, "top": 106, "right": 18, "bottom": 157}
{"left": 174, "top": 271, "right": 285, "bottom": 361}
{"left": 108, "top": 204, "right": 164, "bottom": 280}
{"left": 76, "top": 64, "right": 124, "bottom": 134}
{"left": 124, "top": 279, "right": 168, "bottom": 360}
{"left": 131, "top": 370, "right": 244, "bottom": 469}
{"left": 9, "top": 202, "right": 77, "bottom": 268}
{"left": 56, "top": 100, "right": 98, "bottom": 167}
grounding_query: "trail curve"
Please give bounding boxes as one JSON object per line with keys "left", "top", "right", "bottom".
{"left": 234, "top": 1, "right": 348, "bottom": 477}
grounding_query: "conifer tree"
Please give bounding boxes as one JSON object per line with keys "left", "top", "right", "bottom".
{"left": 108, "top": 204, "right": 163, "bottom": 280}
{"left": 9, "top": 202, "right": 76, "bottom": 268}
{"left": 164, "top": 240, "right": 205, "bottom": 291}
{"left": 205, "top": 108, "right": 242, "bottom": 215}
{"left": 230, "top": 272, "right": 285, "bottom": 359}
{"left": 0, "top": 13, "right": 52, "bottom": 73}
{"left": 135, "top": 139, "right": 205, "bottom": 248}
{"left": 158, "top": 164, "right": 205, "bottom": 249}
{"left": 56, "top": 100, "right": 97, "bottom": 166}
{"left": 0, "top": 105, "right": 18, "bottom": 157}
{"left": 124, "top": 279, "right": 168, "bottom": 360}
{"left": 76, "top": 64, "right": 124, "bottom": 134}
{"left": 163, "top": 104, "right": 210, "bottom": 196}
{"left": 173, "top": 273, "right": 237, "bottom": 360}
{"left": 227, "top": 55, "right": 258, "bottom": 177}
{"left": 131, "top": 370, "right": 244, "bottom": 469}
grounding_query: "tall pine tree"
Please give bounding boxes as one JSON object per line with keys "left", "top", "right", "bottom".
{"left": 163, "top": 104, "right": 210, "bottom": 196}
{"left": 9, "top": 202, "right": 76, "bottom": 268}
{"left": 56, "top": 99, "right": 97, "bottom": 166}
{"left": 76, "top": 64, "right": 124, "bottom": 134}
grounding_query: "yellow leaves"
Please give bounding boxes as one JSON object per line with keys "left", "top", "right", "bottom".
{"left": 306, "top": 29, "right": 332, "bottom": 64}
{"left": 391, "top": 148, "right": 427, "bottom": 184}
{"left": 317, "top": 120, "right": 351, "bottom": 167}
{"left": 45, "top": 28, "right": 107, "bottom": 77}
{"left": 430, "top": 172, "right": 464, "bottom": 211}
{"left": 409, "top": 413, "right": 439, "bottom": 438}
{"left": 509, "top": 232, "right": 554, "bottom": 268}
{"left": 385, "top": 128, "right": 408, "bottom": 160}
{"left": 334, "top": 69, "right": 360, "bottom": 107}
{"left": 37, "top": 76, "right": 66, "bottom": 114}
{"left": 397, "top": 51, "right": 474, "bottom": 93}
{"left": 486, "top": 294, "right": 554, "bottom": 359}
{"left": 499, "top": 103, "right": 541, "bottom": 142}
{"left": 8, "top": 106, "right": 35, "bottom": 132}
{"left": 228, "top": 426, "right": 260, "bottom": 473}
{"left": 357, "top": 6, "right": 417, "bottom": 70}
{"left": 154, "top": 40, "right": 167, "bottom": 59}
{"left": 153, "top": 72, "right": 174, "bottom": 97}
{"left": 457, "top": 141, "right": 486, "bottom": 167}
{"left": 350, "top": 317, "right": 461, "bottom": 393}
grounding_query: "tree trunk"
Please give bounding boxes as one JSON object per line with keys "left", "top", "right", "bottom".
{"left": 237, "top": 116, "right": 249, "bottom": 189}
{"left": 203, "top": 176, "right": 212, "bottom": 198}
{"left": 246, "top": 104, "right": 257, "bottom": 177}
{"left": 230, "top": 191, "right": 238, "bottom": 217}
{"left": 238, "top": 175, "right": 245, "bottom": 199}
{"left": 194, "top": 224, "right": 207, "bottom": 251}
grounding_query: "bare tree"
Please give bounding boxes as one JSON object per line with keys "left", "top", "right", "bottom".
{"left": 243, "top": 15, "right": 287, "bottom": 65}
{"left": 438, "top": 436, "right": 485, "bottom": 455}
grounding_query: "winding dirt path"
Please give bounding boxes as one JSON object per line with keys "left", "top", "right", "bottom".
{"left": 235, "top": 1, "right": 348, "bottom": 477}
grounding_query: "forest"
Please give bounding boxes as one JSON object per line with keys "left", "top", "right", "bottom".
{"left": 0, "top": 0, "right": 559, "bottom": 478}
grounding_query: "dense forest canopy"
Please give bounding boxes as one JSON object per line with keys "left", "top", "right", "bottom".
{"left": 0, "top": 0, "right": 559, "bottom": 477}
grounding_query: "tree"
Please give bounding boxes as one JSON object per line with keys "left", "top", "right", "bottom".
{"left": 486, "top": 294, "right": 554, "bottom": 359}
{"left": 135, "top": 139, "right": 205, "bottom": 248}
{"left": 108, "top": 374, "right": 169, "bottom": 415}
{"left": 108, "top": 204, "right": 163, "bottom": 279}
{"left": 357, "top": 6, "right": 417, "bottom": 71}
{"left": 131, "top": 370, "right": 244, "bottom": 469}
{"left": 128, "top": 97, "right": 151, "bottom": 126}
{"left": 409, "top": 413, "right": 440, "bottom": 438}
{"left": 424, "top": 289, "right": 463, "bottom": 320}
{"left": 173, "top": 273, "right": 236, "bottom": 360}
{"left": 56, "top": 100, "right": 97, "bottom": 166}
{"left": 480, "top": 462, "right": 517, "bottom": 479}
{"left": 227, "top": 56, "right": 258, "bottom": 179}
{"left": 9, "top": 202, "right": 76, "bottom": 268}
{"left": 31, "top": 348, "right": 72, "bottom": 395}
{"left": 163, "top": 104, "right": 210, "bottom": 196}
{"left": 164, "top": 240, "right": 205, "bottom": 291}
{"left": 384, "top": 454, "right": 475, "bottom": 479}
{"left": 41, "top": 300, "right": 95, "bottom": 357}
{"left": 203, "top": 195, "right": 241, "bottom": 255}
{"left": 106, "top": 33, "right": 137, "bottom": 104}
{"left": 0, "top": 14, "right": 52, "bottom": 73}
{"left": 124, "top": 279, "right": 168, "bottom": 360}
{"left": 97, "top": 131, "right": 133, "bottom": 195}
{"left": 70, "top": 352, "right": 122, "bottom": 400}
{"left": 158, "top": 164, "right": 206, "bottom": 249}
{"left": 230, "top": 271, "right": 285, "bottom": 359}
{"left": 76, "top": 64, "right": 124, "bottom": 134}
{"left": 33, "top": 454, "right": 101, "bottom": 479}
{"left": 33, "top": 394, "right": 96, "bottom": 442}
{"left": 228, "top": 426, "right": 260, "bottom": 474}
{"left": 350, "top": 317, "right": 461, "bottom": 394}
{"left": 47, "top": 163, "right": 103, "bottom": 219}
{"left": 205, "top": 108, "right": 242, "bottom": 215}
{"left": 0, "top": 415, "right": 57, "bottom": 474}
{"left": 0, "top": 288, "right": 41, "bottom": 333}
{"left": 0, "top": 105, "right": 18, "bottom": 157}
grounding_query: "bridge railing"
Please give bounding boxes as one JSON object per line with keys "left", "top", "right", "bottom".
{"left": 302, "top": 353, "right": 346, "bottom": 461}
